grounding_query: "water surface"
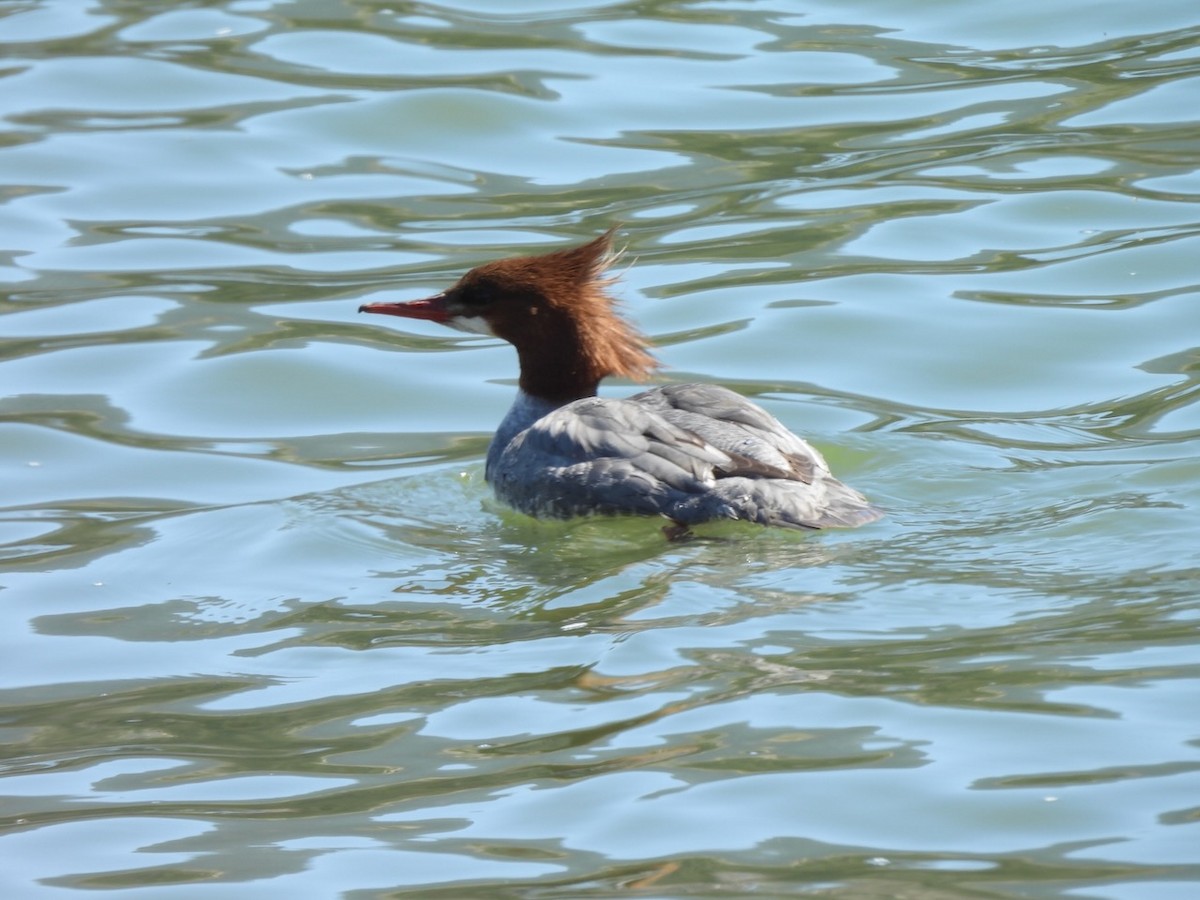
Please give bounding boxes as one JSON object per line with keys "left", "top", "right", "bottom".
{"left": 2, "top": 1, "right": 1199, "bottom": 897}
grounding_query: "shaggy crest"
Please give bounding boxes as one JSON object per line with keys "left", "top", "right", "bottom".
{"left": 463, "top": 228, "right": 659, "bottom": 400}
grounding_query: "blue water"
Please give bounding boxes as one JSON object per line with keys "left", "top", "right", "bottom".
{"left": 2, "top": 1, "right": 1199, "bottom": 897}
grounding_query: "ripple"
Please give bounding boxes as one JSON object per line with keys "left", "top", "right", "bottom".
{"left": 2, "top": 1, "right": 1198, "bottom": 897}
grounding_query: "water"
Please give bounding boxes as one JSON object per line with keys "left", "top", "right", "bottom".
{"left": 3, "top": 1, "right": 1199, "bottom": 897}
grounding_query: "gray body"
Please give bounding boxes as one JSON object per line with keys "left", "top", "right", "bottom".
{"left": 485, "top": 383, "right": 880, "bottom": 529}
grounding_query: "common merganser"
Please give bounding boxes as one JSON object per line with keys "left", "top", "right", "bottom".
{"left": 360, "top": 229, "right": 881, "bottom": 531}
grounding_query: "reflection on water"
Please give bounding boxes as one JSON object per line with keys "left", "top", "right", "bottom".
{"left": 2, "top": 0, "right": 1200, "bottom": 896}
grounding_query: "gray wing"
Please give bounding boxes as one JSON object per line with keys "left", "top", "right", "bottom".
{"left": 488, "top": 396, "right": 731, "bottom": 519}
{"left": 489, "top": 388, "right": 881, "bottom": 529}
{"left": 629, "top": 383, "right": 829, "bottom": 484}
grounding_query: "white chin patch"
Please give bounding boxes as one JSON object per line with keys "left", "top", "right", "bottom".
{"left": 448, "top": 316, "right": 495, "bottom": 337}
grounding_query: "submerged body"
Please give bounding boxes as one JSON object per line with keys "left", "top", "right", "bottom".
{"left": 361, "top": 230, "right": 880, "bottom": 531}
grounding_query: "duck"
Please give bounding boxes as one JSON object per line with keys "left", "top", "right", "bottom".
{"left": 359, "top": 229, "right": 880, "bottom": 532}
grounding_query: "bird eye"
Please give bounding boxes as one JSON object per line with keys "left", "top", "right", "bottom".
{"left": 457, "top": 281, "right": 495, "bottom": 308}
